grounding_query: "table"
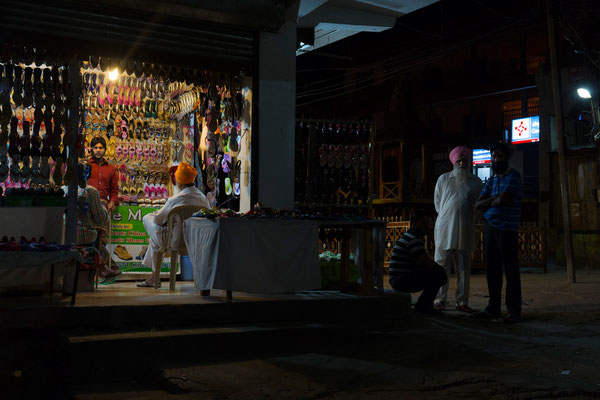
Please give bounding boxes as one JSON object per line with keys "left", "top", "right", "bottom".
{"left": 184, "top": 218, "right": 321, "bottom": 294}
{"left": 184, "top": 217, "right": 386, "bottom": 297}
{"left": 318, "top": 220, "right": 386, "bottom": 295}
{"left": 0, "top": 250, "right": 84, "bottom": 305}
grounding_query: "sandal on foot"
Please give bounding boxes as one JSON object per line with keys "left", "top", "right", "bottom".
{"left": 456, "top": 305, "right": 474, "bottom": 313}
{"left": 136, "top": 280, "right": 160, "bottom": 288}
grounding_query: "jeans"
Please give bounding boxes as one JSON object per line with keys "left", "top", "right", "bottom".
{"left": 390, "top": 263, "right": 448, "bottom": 309}
{"left": 484, "top": 222, "right": 522, "bottom": 317}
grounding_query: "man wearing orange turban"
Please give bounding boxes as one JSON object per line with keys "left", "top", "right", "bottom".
{"left": 433, "top": 146, "right": 483, "bottom": 312}
{"left": 138, "top": 162, "right": 210, "bottom": 288}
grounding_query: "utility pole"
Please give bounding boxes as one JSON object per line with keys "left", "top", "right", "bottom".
{"left": 546, "top": 0, "right": 576, "bottom": 283}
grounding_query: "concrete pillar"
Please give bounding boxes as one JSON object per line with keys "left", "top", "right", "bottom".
{"left": 256, "top": 2, "right": 299, "bottom": 209}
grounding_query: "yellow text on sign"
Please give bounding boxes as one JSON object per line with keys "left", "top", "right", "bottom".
{"left": 111, "top": 223, "right": 133, "bottom": 230}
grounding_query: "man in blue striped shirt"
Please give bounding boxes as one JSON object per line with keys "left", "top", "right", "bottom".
{"left": 389, "top": 209, "right": 448, "bottom": 316}
{"left": 473, "top": 142, "right": 523, "bottom": 324}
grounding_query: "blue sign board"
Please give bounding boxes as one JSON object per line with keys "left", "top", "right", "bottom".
{"left": 472, "top": 149, "right": 491, "bottom": 165}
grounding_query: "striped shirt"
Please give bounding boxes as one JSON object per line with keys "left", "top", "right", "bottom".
{"left": 480, "top": 168, "right": 522, "bottom": 231}
{"left": 389, "top": 230, "right": 426, "bottom": 283}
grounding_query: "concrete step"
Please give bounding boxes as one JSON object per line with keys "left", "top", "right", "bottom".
{"left": 64, "top": 321, "right": 353, "bottom": 383}
{"left": 0, "top": 293, "right": 411, "bottom": 332}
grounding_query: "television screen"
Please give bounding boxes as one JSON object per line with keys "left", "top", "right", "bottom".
{"left": 511, "top": 116, "right": 540, "bottom": 144}
{"left": 472, "top": 149, "right": 491, "bottom": 165}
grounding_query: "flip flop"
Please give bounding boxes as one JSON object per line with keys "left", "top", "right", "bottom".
{"left": 52, "top": 157, "right": 64, "bottom": 186}
{"left": 136, "top": 280, "right": 161, "bottom": 288}
{"left": 19, "top": 156, "right": 31, "bottom": 183}
{"left": 63, "top": 158, "right": 74, "bottom": 185}
{"left": 9, "top": 154, "right": 21, "bottom": 182}
{"left": 99, "top": 276, "right": 118, "bottom": 285}
{"left": 224, "top": 176, "right": 232, "bottom": 195}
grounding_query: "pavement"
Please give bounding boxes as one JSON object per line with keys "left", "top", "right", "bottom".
{"left": 3, "top": 266, "right": 600, "bottom": 399}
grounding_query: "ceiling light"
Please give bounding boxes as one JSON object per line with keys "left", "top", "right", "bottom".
{"left": 108, "top": 68, "right": 119, "bottom": 81}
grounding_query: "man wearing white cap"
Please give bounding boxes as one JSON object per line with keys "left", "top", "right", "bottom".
{"left": 433, "top": 146, "right": 483, "bottom": 312}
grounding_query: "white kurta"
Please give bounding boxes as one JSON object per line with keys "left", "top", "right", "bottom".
{"left": 142, "top": 186, "right": 210, "bottom": 269}
{"left": 434, "top": 170, "right": 483, "bottom": 255}
{"left": 434, "top": 170, "right": 483, "bottom": 306}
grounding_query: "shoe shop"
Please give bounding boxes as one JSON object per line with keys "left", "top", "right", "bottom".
{"left": 0, "top": 2, "right": 258, "bottom": 296}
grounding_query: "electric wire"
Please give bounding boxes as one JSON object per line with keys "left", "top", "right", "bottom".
{"left": 297, "top": 16, "right": 534, "bottom": 100}
{"left": 297, "top": 19, "right": 529, "bottom": 107}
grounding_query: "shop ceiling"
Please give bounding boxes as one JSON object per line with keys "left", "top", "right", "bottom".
{"left": 0, "top": 0, "right": 289, "bottom": 73}
{"left": 296, "top": 0, "right": 439, "bottom": 56}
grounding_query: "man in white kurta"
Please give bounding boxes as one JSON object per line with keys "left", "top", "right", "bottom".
{"left": 434, "top": 146, "right": 483, "bottom": 312}
{"left": 138, "top": 162, "right": 210, "bottom": 288}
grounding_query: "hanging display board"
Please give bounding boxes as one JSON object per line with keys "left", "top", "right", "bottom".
{"left": 108, "top": 205, "right": 174, "bottom": 273}
{"left": 294, "top": 119, "right": 374, "bottom": 213}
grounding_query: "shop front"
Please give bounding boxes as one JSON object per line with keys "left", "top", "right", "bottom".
{"left": 0, "top": 3, "right": 257, "bottom": 290}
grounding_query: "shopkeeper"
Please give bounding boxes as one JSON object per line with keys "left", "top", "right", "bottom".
{"left": 137, "top": 162, "right": 210, "bottom": 288}
{"left": 88, "top": 137, "right": 119, "bottom": 212}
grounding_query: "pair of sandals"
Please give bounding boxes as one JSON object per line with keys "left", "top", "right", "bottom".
{"left": 433, "top": 302, "right": 474, "bottom": 313}
{"left": 29, "top": 156, "right": 50, "bottom": 185}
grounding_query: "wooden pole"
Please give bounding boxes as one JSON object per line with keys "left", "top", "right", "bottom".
{"left": 546, "top": 0, "right": 576, "bottom": 283}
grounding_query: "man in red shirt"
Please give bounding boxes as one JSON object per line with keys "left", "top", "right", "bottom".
{"left": 88, "top": 137, "right": 119, "bottom": 211}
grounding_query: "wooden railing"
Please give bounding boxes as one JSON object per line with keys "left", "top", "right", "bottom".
{"left": 381, "top": 219, "right": 546, "bottom": 271}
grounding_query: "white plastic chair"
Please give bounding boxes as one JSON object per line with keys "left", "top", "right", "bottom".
{"left": 154, "top": 205, "right": 207, "bottom": 290}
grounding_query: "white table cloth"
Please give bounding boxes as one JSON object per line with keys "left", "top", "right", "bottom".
{"left": 184, "top": 218, "right": 321, "bottom": 293}
{"left": 0, "top": 250, "right": 83, "bottom": 269}
{"left": 0, "top": 207, "right": 66, "bottom": 243}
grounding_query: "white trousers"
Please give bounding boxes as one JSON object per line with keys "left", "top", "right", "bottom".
{"left": 435, "top": 249, "right": 472, "bottom": 306}
{"left": 142, "top": 214, "right": 168, "bottom": 272}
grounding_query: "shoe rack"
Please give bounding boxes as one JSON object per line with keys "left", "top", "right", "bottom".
{"left": 79, "top": 56, "right": 245, "bottom": 209}
{"left": 294, "top": 118, "right": 375, "bottom": 214}
{"left": 0, "top": 47, "right": 74, "bottom": 193}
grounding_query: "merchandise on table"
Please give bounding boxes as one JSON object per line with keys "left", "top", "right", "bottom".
{"left": 0, "top": 236, "right": 73, "bottom": 251}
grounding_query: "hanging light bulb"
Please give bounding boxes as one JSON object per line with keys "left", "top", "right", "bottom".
{"left": 108, "top": 68, "right": 119, "bottom": 81}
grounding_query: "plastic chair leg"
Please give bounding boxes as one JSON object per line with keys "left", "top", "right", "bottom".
{"left": 154, "top": 253, "right": 164, "bottom": 289}
{"left": 169, "top": 250, "right": 178, "bottom": 291}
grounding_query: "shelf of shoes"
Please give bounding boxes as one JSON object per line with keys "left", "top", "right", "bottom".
{"left": 294, "top": 119, "right": 374, "bottom": 212}
{"left": 196, "top": 79, "right": 245, "bottom": 210}
{"left": 80, "top": 62, "right": 246, "bottom": 211}
{"left": 0, "top": 51, "right": 75, "bottom": 198}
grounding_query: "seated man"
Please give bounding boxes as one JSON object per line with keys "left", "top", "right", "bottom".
{"left": 137, "top": 162, "right": 210, "bottom": 288}
{"left": 66, "top": 162, "right": 112, "bottom": 294}
{"left": 389, "top": 209, "right": 448, "bottom": 316}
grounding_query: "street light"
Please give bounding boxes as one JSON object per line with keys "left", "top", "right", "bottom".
{"left": 576, "top": 86, "right": 600, "bottom": 141}
{"left": 577, "top": 88, "right": 592, "bottom": 99}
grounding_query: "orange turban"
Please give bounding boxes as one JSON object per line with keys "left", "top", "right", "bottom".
{"left": 175, "top": 162, "right": 197, "bottom": 185}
